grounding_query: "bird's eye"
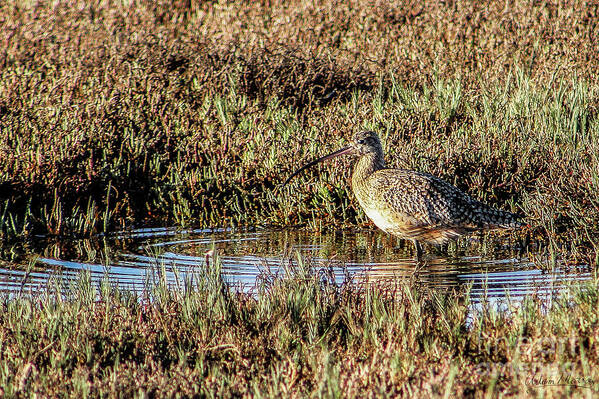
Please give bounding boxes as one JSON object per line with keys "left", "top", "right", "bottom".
{"left": 357, "top": 139, "right": 365, "bottom": 144}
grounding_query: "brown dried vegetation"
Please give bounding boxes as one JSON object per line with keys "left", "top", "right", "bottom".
{"left": 1, "top": 259, "right": 599, "bottom": 397}
{"left": 0, "top": 0, "right": 598, "bottom": 261}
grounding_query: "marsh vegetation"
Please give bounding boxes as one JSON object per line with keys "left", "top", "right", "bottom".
{"left": 1, "top": 0, "right": 599, "bottom": 396}
{"left": 1, "top": 253, "right": 598, "bottom": 397}
{"left": 1, "top": 0, "right": 598, "bottom": 261}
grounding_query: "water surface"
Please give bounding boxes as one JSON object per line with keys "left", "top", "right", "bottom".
{"left": 0, "top": 228, "right": 592, "bottom": 308}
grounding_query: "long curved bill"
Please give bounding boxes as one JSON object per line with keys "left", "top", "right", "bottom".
{"left": 282, "top": 146, "right": 353, "bottom": 187}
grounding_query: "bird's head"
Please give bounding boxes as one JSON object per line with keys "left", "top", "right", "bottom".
{"left": 282, "top": 131, "right": 383, "bottom": 186}
{"left": 350, "top": 130, "right": 383, "bottom": 156}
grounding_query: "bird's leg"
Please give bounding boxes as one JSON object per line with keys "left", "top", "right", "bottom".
{"left": 410, "top": 239, "right": 427, "bottom": 276}
{"left": 412, "top": 239, "right": 423, "bottom": 261}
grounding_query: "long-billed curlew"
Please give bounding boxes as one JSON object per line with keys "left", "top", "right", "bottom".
{"left": 284, "top": 131, "right": 522, "bottom": 258}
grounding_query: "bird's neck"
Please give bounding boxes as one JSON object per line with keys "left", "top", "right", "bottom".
{"left": 351, "top": 152, "right": 385, "bottom": 188}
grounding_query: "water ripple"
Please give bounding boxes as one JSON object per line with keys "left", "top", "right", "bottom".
{"left": 0, "top": 228, "right": 591, "bottom": 308}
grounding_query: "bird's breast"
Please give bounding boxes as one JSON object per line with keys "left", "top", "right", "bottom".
{"left": 361, "top": 204, "right": 412, "bottom": 237}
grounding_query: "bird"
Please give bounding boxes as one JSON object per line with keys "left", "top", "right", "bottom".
{"left": 283, "top": 130, "right": 522, "bottom": 259}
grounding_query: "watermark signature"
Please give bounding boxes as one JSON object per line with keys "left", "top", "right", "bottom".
{"left": 474, "top": 362, "right": 598, "bottom": 390}
{"left": 471, "top": 336, "right": 598, "bottom": 390}
{"left": 526, "top": 375, "right": 597, "bottom": 390}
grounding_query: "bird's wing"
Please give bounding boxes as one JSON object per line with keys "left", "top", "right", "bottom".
{"left": 367, "top": 170, "right": 472, "bottom": 224}
{"left": 368, "top": 169, "right": 520, "bottom": 234}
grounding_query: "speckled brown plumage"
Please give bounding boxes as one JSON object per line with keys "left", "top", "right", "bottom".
{"left": 284, "top": 130, "right": 522, "bottom": 257}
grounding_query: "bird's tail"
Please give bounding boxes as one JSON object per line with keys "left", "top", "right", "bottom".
{"left": 474, "top": 202, "right": 523, "bottom": 229}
